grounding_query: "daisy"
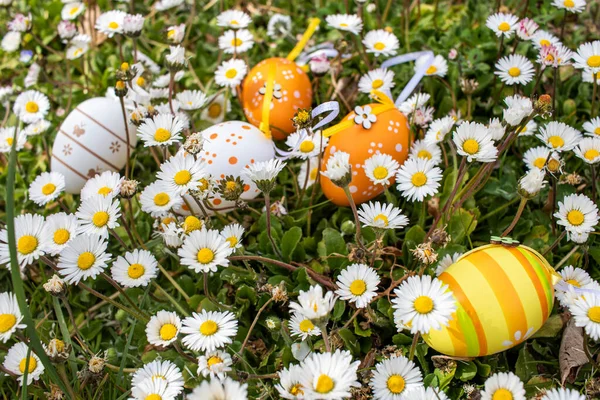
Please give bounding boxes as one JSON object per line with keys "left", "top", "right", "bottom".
{"left": 181, "top": 310, "right": 238, "bottom": 352}
{"left": 289, "top": 285, "right": 337, "bottom": 321}
{"left": 81, "top": 171, "right": 123, "bottom": 200}
{"left": 552, "top": 0, "right": 586, "bottom": 13}
{"left": 56, "top": 234, "right": 110, "bottom": 284}
{"left": 298, "top": 350, "right": 360, "bottom": 399}
{"left": 0, "top": 292, "right": 26, "bottom": 343}
{"left": 519, "top": 168, "right": 547, "bottom": 196}
{"left": 560, "top": 265, "right": 592, "bottom": 288}
{"left": 182, "top": 215, "right": 204, "bottom": 234}
{"left": 370, "top": 355, "right": 423, "bottom": 399}
{"left": 358, "top": 68, "right": 395, "bottom": 94}
{"left": 495, "top": 54, "right": 535, "bottom": 85}
{"left": 14, "top": 90, "right": 50, "bottom": 123}
{"left": 531, "top": 30, "right": 560, "bottom": 49}
{"left": 570, "top": 293, "right": 600, "bottom": 341}
{"left": 158, "top": 152, "right": 207, "bottom": 195}
{"left": 574, "top": 137, "right": 600, "bottom": 164}
{"left": 154, "top": 0, "right": 184, "bottom": 11}
{"left": 178, "top": 228, "right": 232, "bottom": 273}
{"left": 453, "top": 121, "right": 498, "bottom": 162}
{"left": 326, "top": 14, "right": 363, "bottom": 35}
{"left": 516, "top": 18, "right": 539, "bottom": 40}
{"left": 215, "top": 59, "right": 248, "bottom": 88}
{"left": 130, "top": 378, "right": 180, "bottom": 400}
{"left": 139, "top": 181, "right": 182, "bottom": 218}
{"left": 159, "top": 221, "right": 184, "bottom": 248}
{"left": 554, "top": 193, "right": 599, "bottom": 234}
{"left": 285, "top": 130, "right": 328, "bottom": 159}
{"left": 400, "top": 387, "right": 450, "bottom": 400}
{"left": 536, "top": 121, "right": 582, "bottom": 152}
{"left": 23, "top": 119, "right": 50, "bottom": 137}
{"left": 219, "top": 29, "right": 254, "bottom": 54}
{"left": 187, "top": 377, "right": 248, "bottom": 400}
{"left": 480, "top": 372, "right": 526, "bottom": 400}
{"left": 517, "top": 119, "right": 537, "bottom": 136}
{"left": 275, "top": 364, "right": 307, "bottom": 399}
{"left": 201, "top": 93, "right": 230, "bottom": 123}
{"left": 123, "top": 14, "right": 145, "bottom": 36}
{"left": 395, "top": 157, "right": 443, "bottom": 202}
{"left": 131, "top": 359, "right": 184, "bottom": 396}
{"left": 417, "top": 54, "right": 448, "bottom": 77}
{"left": 364, "top": 153, "right": 400, "bottom": 186}
{"left": 363, "top": 29, "right": 399, "bottom": 57}
{"left": 267, "top": 13, "right": 292, "bottom": 38}
{"left": 43, "top": 212, "right": 79, "bottom": 255}
{"left": 61, "top": 2, "right": 85, "bottom": 20}
{"left": 28, "top": 171, "right": 65, "bottom": 206}
{"left": 111, "top": 249, "right": 158, "bottom": 288}
{"left": 220, "top": 223, "right": 244, "bottom": 250}
{"left": 146, "top": 310, "right": 182, "bottom": 347}
{"left": 540, "top": 388, "right": 585, "bottom": 400}
{"left": 573, "top": 41, "right": 600, "bottom": 73}
{"left": 241, "top": 158, "right": 286, "bottom": 189}
{"left": 486, "top": 13, "right": 519, "bottom": 37}
{"left": 398, "top": 93, "right": 430, "bottom": 115}
{"left": 197, "top": 349, "right": 233, "bottom": 379}
{"left": 176, "top": 89, "right": 207, "bottom": 111}
{"left": 410, "top": 140, "right": 442, "bottom": 165}
{"left": 137, "top": 113, "right": 186, "bottom": 147}
{"left": 435, "top": 252, "right": 462, "bottom": 276}
{"left": 503, "top": 95, "right": 533, "bottom": 126}
{"left": 167, "top": 23, "right": 185, "bottom": 43}
{"left": 3, "top": 342, "right": 44, "bottom": 386}
{"left": 424, "top": 116, "right": 455, "bottom": 144}
{"left": 358, "top": 201, "right": 409, "bottom": 230}
{"left": 298, "top": 157, "right": 320, "bottom": 188}
{"left": 392, "top": 275, "right": 456, "bottom": 334}
{"left": 76, "top": 196, "right": 121, "bottom": 238}
{"left": 321, "top": 151, "right": 351, "bottom": 186}
{"left": 216, "top": 10, "right": 251, "bottom": 29}
{"left": 0, "top": 214, "right": 47, "bottom": 269}
{"left": 583, "top": 117, "right": 600, "bottom": 137}
{"left": 1, "top": 31, "right": 20, "bottom": 52}
{"left": 288, "top": 313, "right": 321, "bottom": 340}
{"left": 335, "top": 263, "right": 380, "bottom": 308}
{"left": 95, "top": 10, "right": 126, "bottom": 37}
{"left": 583, "top": 69, "right": 600, "bottom": 85}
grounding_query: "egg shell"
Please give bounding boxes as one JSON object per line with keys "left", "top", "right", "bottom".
{"left": 320, "top": 106, "right": 411, "bottom": 206}
{"left": 423, "top": 244, "right": 556, "bottom": 357}
{"left": 198, "top": 120, "right": 275, "bottom": 213}
{"left": 50, "top": 97, "right": 137, "bottom": 194}
{"left": 242, "top": 57, "right": 312, "bottom": 140}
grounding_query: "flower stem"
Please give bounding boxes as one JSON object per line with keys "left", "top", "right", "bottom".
{"left": 542, "top": 230, "right": 567, "bottom": 256}
{"left": 264, "top": 193, "right": 283, "bottom": 258}
{"left": 408, "top": 332, "right": 420, "bottom": 360}
{"left": 238, "top": 297, "right": 274, "bottom": 358}
{"left": 501, "top": 197, "right": 527, "bottom": 237}
{"left": 343, "top": 186, "right": 366, "bottom": 250}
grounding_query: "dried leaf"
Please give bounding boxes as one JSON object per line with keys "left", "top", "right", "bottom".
{"left": 559, "top": 318, "right": 587, "bottom": 385}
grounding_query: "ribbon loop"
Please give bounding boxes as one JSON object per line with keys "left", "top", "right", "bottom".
{"left": 381, "top": 50, "right": 434, "bottom": 107}
{"left": 287, "top": 18, "right": 321, "bottom": 62}
{"left": 259, "top": 62, "right": 277, "bottom": 139}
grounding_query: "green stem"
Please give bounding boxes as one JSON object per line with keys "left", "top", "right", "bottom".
{"left": 264, "top": 193, "right": 283, "bottom": 258}
{"left": 501, "top": 197, "right": 527, "bottom": 237}
{"left": 408, "top": 332, "right": 420, "bottom": 360}
{"left": 152, "top": 281, "right": 190, "bottom": 317}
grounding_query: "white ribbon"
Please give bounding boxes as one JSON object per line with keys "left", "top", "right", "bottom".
{"left": 555, "top": 280, "right": 600, "bottom": 296}
{"left": 381, "top": 50, "right": 434, "bottom": 107}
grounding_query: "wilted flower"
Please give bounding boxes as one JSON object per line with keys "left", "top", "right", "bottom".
{"left": 411, "top": 242, "right": 438, "bottom": 265}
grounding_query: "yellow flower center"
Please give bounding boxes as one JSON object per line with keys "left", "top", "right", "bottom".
{"left": 289, "top": 384, "right": 304, "bottom": 395}
{"left": 97, "top": 186, "right": 112, "bottom": 196}
{"left": 167, "top": 29, "right": 175, "bottom": 38}
{"left": 299, "top": 140, "right": 315, "bottom": 153}
{"left": 566, "top": 279, "right": 581, "bottom": 287}
{"left": 200, "top": 320, "right": 218, "bottom": 336}
{"left": 548, "top": 135, "right": 565, "bottom": 148}
{"left": 588, "top": 306, "right": 600, "bottom": 323}
{"left": 349, "top": 279, "right": 367, "bottom": 296}
{"left": 411, "top": 172, "right": 428, "bottom": 187}
{"left": 594, "top": 127, "right": 600, "bottom": 136}
{"left": 372, "top": 79, "right": 384, "bottom": 89}
{"left": 25, "top": 101, "right": 39, "bottom": 113}
{"left": 154, "top": 192, "right": 170, "bottom": 206}
{"left": 92, "top": 211, "right": 109, "bottom": 227}
{"left": 547, "top": 158, "right": 560, "bottom": 172}
{"left": 207, "top": 356, "right": 222, "bottom": 367}
{"left": 19, "top": 357, "right": 37, "bottom": 374}
{"left": 145, "top": 395, "right": 161, "bottom": 400}
{"left": 69, "top": 6, "right": 79, "bottom": 15}
{"left": 339, "top": 22, "right": 349, "bottom": 27}
{"left": 6, "top": 138, "right": 13, "bottom": 146}
{"left": 108, "top": 21, "right": 119, "bottom": 30}
{"left": 42, "top": 183, "right": 56, "bottom": 195}
{"left": 315, "top": 374, "right": 334, "bottom": 393}
{"left": 231, "top": 38, "right": 243, "bottom": 46}
{"left": 127, "top": 263, "right": 145, "bottom": 279}
{"left": 299, "top": 319, "right": 314, "bottom": 332}
{"left": 225, "top": 68, "right": 238, "bottom": 79}
{"left": 159, "top": 323, "right": 177, "bottom": 340}
{"left": 540, "top": 39, "right": 550, "bottom": 46}
{"left": 492, "top": 388, "right": 514, "bottom": 400}
{"left": 387, "top": 374, "right": 406, "bottom": 394}
{"left": 174, "top": 170, "right": 192, "bottom": 185}
{"left": 53, "top": 229, "right": 70, "bottom": 245}
{"left": 198, "top": 178, "right": 209, "bottom": 191}
{"left": 533, "top": 158, "right": 546, "bottom": 169}
{"left": 462, "top": 138, "right": 480, "bottom": 155}
{"left": 17, "top": 235, "right": 38, "bottom": 255}
{"left": 226, "top": 181, "right": 237, "bottom": 190}
{"left": 417, "top": 149, "right": 432, "bottom": 159}
{"left": 584, "top": 149, "right": 600, "bottom": 161}
{"left": 566, "top": 210, "right": 585, "bottom": 226}
{"left": 588, "top": 56, "right": 600, "bottom": 68}
{"left": 498, "top": 22, "right": 510, "bottom": 32}
{"left": 136, "top": 76, "right": 146, "bottom": 87}
{"left": 373, "top": 42, "right": 386, "bottom": 51}
{"left": 508, "top": 67, "right": 521, "bottom": 77}
{"left": 208, "top": 103, "right": 222, "bottom": 118}
{"left": 226, "top": 236, "right": 238, "bottom": 247}
{"left": 372, "top": 166, "right": 389, "bottom": 180}
{"left": 197, "top": 248, "right": 215, "bottom": 264}
{"left": 426, "top": 65, "right": 437, "bottom": 75}
{"left": 373, "top": 213, "right": 389, "bottom": 226}
{"left": 0, "top": 314, "right": 17, "bottom": 333}
{"left": 414, "top": 295, "right": 434, "bottom": 314}
{"left": 184, "top": 216, "right": 202, "bottom": 233}
{"left": 77, "top": 252, "right": 96, "bottom": 270}
{"left": 154, "top": 128, "right": 171, "bottom": 142}
{"left": 309, "top": 167, "right": 318, "bottom": 181}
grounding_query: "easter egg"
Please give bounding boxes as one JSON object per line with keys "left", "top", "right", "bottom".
{"left": 198, "top": 120, "right": 275, "bottom": 212}
{"left": 51, "top": 97, "right": 137, "bottom": 194}
{"left": 423, "top": 244, "right": 557, "bottom": 357}
{"left": 242, "top": 57, "right": 312, "bottom": 140}
{"left": 320, "top": 106, "right": 411, "bottom": 206}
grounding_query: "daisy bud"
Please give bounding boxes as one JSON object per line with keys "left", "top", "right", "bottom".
{"left": 119, "top": 179, "right": 139, "bottom": 198}
{"left": 123, "top": 13, "right": 144, "bottom": 37}
{"left": 265, "top": 316, "right": 282, "bottom": 331}
{"left": 43, "top": 274, "right": 66, "bottom": 296}
{"left": 292, "top": 108, "right": 313, "bottom": 130}
{"left": 183, "top": 132, "right": 205, "bottom": 155}
{"left": 309, "top": 54, "right": 330, "bottom": 77}
{"left": 45, "top": 384, "right": 65, "bottom": 400}
{"left": 341, "top": 220, "right": 356, "bottom": 236}
{"left": 448, "top": 48, "right": 458, "bottom": 60}
{"left": 165, "top": 45, "right": 187, "bottom": 70}
{"left": 114, "top": 80, "right": 128, "bottom": 97}
{"left": 518, "top": 168, "right": 547, "bottom": 198}
{"left": 58, "top": 21, "right": 77, "bottom": 41}
{"left": 218, "top": 175, "right": 244, "bottom": 201}
{"left": 241, "top": 158, "right": 286, "bottom": 194}
{"left": 534, "top": 94, "right": 553, "bottom": 117}
{"left": 321, "top": 151, "right": 352, "bottom": 188}
{"left": 120, "top": 62, "right": 130, "bottom": 72}
{"left": 183, "top": 215, "right": 204, "bottom": 234}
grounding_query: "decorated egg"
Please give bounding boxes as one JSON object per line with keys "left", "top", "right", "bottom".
{"left": 51, "top": 97, "right": 137, "bottom": 194}
{"left": 320, "top": 105, "right": 411, "bottom": 206}
{"left": 242, "top": 57, "right": 312, "bottom": 140}
{"left": 423, "top": 244, "right": 559, "bottom": 357}
{"left": 198, "top": 121, "right": 275, "bottom": 212}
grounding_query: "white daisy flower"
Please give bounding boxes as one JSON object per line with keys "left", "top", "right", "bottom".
{"left": 146, "top": 310, "right": 182, "bottom": 347}
{"left": 573, "top": 41, "right": 600, "bottom": 73}
{"left": 130, "top": 377, "right": 180, "bottom": 400}
{"left": 81, "top": 171, "right": 123, "bottom": 200}
{"left": 554, "top": 193, "right": 599, "bottom": 234}
{"left": 495, "top": 54, "right": 535, "bottom": 85}
{"left": 326, "top": 14, "right": 363, "bottom": 35}
{"left": 364, "top": 153, "right": 400, "bottom": 186}
{"left": 424, "top": 116, "right": 456, "bottom": 144}
{"left": 370, "top": 355, "right": 423, "bottom": 398}
{"left": 503, "top": 95, "right": 533, "bottom": 126}
{"left": 2, "top": 342, "right": 44, "bottom": 386}
{"left": 358, "top": 201, "right": 409, "bottom": 230}
{"left": 398, "top": 93, "right": 430, "bottom": 115}
{"left": 401, "top": 386, "right": 450, "bottom": 400}
{"left": 1, "top": 31, "right": 21, "bottom": 52}
{"left": 285, "top": 130, "right": 328, "bottom": 159}
{"left": 517, "top": 119, "right": 537, "bottom": 136}
{"left": 158, "top": 220, "right": 184, "bottom": 248}
{"left": 435, "top": 252, "right": 462, "bottom": 276}
{"left": 0, "top": 214, "right": 48, "bottom": 269}
{"left": 536, "top": 121, "right": 582, "bottom": 152}
{"left": 215, "top": 59, "right": 248, "bottom": 88}
{"left": 28, "top": 172, "right": 65, "bottom": 206}
{"left": 480, "top": 372, "right": 526, "bottom": 400}
{"left": 486, "top": 12, "right": 519, "bottom": 37}
{"left": 0, "top": 292, "right": 26, "bottom": 343}
{"left": 569, "top": 231, "right": 590, "bottom": 244}
{"left": 516, "top": 18, "right": 539, "bottom": 40}
{"left": 363, "top": 29, "right": 399, "bottom": 57}
{"left": 540, "top": 388, "right": 585, "bottom": 400}
{"left": 158, "top": 152, "right": 207, "bottom": 196}
{"left": 335, "top": 263, "right": 380, "bottom": 308}
{"left": 153, "top": 71, "right": 185, "bottom": 88}
{"left": 583, "top": 117, "right": 600, "bottom": 137}
{"left": 137, "top": 113, "right": 186, "bottom": 147}
{"left": 560, "top": 265, "right": 592, "bottom": 288}
{"left": 392, "top": 275, "right": 457, "bottom": 334}
{"left": 395, "top": 157, "right": 443, "bottom": 202}
{"left": 275, "top": 364, "right": 306, "bottom": 399}
{"left": 197, "top": 349, "right": 233, "bottom": 379}
{"left": 218, "top": 29, "right": 254, "bottom": 54}
{"left": 187, "top": 377, "right": 248, "bottom": 400}
{"left": 410, "top": 140, "right": 442, "bottom": 165}
{"left": 154, "top": 0, "right": 184, "bottom": 11}
{"left": 56, "top": 234, "right": 110, "bottom": 284}
{"left": 288, "top": 313, "right": 321, "bottom": 340}
{"left": 95, "top": 10, "right": 126, "bottom": 37}
{"left": 453, "top": 121, "right": 498, "bottom": 163}
{"left": 220, "top": 223, "right": 244, "bottom": 250}
{"left": 417, "top": 54, "right": 448, "bottom": 77}
{"left": 358, "top": 68, "right": 395, "bottom": 94}
{"left": 176, "top": 90, "right": 207, "bottom": 112}
{"left": 123, "top": 13, "right": 145, "bottom": 36}
{"left": 181, "top": 310, "right": 238, "bottom": 352}
{"left": 297, "top": 157, "right": 320, "bottom": 189}
{"left": 519, "top": 168, "right": 547, "bottom": 196}
{"left": 289, "top": 285, "right": 337, "bottom": 321}
{"left": 131, "top": 359, "right": 184, "bottom": 396}
{"left": 487, "top": 117, "right": 506, "bottom": 141}
{"left": 267, "top": 14, "right": 292, "bottom": 38}
{"left": 140, "top": 181, "right": 182, "bottom": 218}
{"left": 583, "top": 69, "right": 600, "bottom": 85}
{"left": 178, "top": 228, "right": 232, "bottom": 273}
{"left": 216, "top": 10, "right": 251, "bottom": 29}
{"left": 76, "top": 196, "right": 121, "bottom": 238}
{"left": 111, "top": 249, "right": 158, "bottom": 288}
{"left": 321, "top": 151, "right": 351, "bottom": 184}
{"left": 531, "top": 30, "right": 561, "bottom": 49}
{"left": 574, "top": 137, "right": 600, "bottom": 164}
{"left": 552, "top": 0, "right": 586, "bottom": 13}
{"left": 43, "top": 212, "right": 79, "bottom": 255}
{"left": 354, "top": 105, "right": 377, "bottom": 129}
{"left": 241, "top": 158, "right": 286, "bottom": 186}
{"left": 166, "top": 23, "right": 185, "bottom": 43}
{"left": 298, "top": 350, "right": 360, "bottom": 399}
{"left": 23, "top": 119, "right": 51, "bottom": 137}
{"left": 570, "top": 293, "right": 600, "bottom": 341}
{"left": 201, "top": 93, "right": 230, "bottom": 123}
{"left": 14, "top": 90, "right": 50, "bottom": 123}
{"left": 61, "top": 2, "right": 85, "bottom": 20}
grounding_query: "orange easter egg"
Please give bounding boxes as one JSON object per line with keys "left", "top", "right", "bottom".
{"left": 242, "top": 57, "right": 313, "bottom": 140}
{"left": 320, "top": 106, "right": 411, "bottom": 206}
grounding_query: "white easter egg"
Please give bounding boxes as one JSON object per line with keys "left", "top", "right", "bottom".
{"left": 50, "top": 97, "right": 137, "bottom": 194}
{"left": 199, "top": 120, "right": 275, "bottom": 212}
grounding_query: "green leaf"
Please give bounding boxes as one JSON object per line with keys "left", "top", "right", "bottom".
{"left": 455, "top": 361, "right": 477, "bottom": 381}
{"left": 338, "top": 328, "right": 361, "bottom": 356}
{"left": 322, "top": 228, "right": 348, "bottom": 270}
{"left": 515, "top": 346, "right": 537, "bottom": 382}
{"left": 281, "top": 226, "right": 303, "bottom": 262}
{"left": 448, "top": 208, "right": 478, "bottom": 244}
{"left": 353, "top": 318, "right": 372, "bottom": 337}
{"left": 531, "top": 315, "right": 564, "bottom": 339}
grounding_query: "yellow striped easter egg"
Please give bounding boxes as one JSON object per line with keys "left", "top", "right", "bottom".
{"left": 423, "top": 244, "right": 560, "bottom": 357}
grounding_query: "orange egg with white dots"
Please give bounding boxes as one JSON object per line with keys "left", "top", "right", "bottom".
{"left": 242, "top": 57, "right": 313, "bottom": 140}
{"left": 198, "top": 121, "right": 275, "bottom": 212}
{"left": 320, "top": 106, "right": 411, "bottom": 206}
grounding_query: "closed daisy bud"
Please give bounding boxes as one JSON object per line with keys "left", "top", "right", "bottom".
{"left": 43, "top": 274, "right": 66, "bottom": 296}
{"left": 518, "top": 168, "right": 547, "bottom": 198}
{"left": 119, "top": 179, "right": 139, "bottom": 198}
